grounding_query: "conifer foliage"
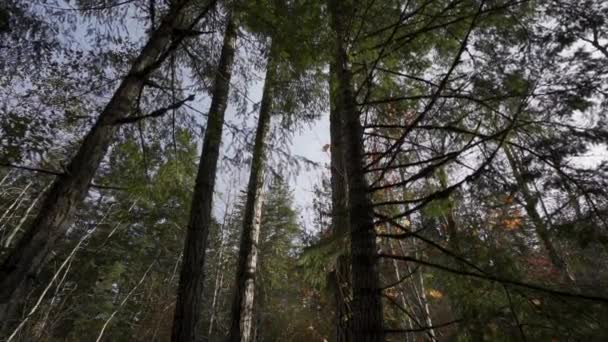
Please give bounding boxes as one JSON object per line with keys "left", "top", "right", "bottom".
{"left": 1, "top": 0, "right": 608, "bottom": 341}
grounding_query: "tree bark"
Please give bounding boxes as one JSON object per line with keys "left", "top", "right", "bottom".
{"left": 328, "top": 0, "right": 385, "bottom": 340}
{"left": 0, "top": 0, "right": 216, "bottom": 320}
{"left": 329, "top": 63, "right": 352, "bottom": 342}
{"left": 171, "top": 13, "right": 237, "bottom": 342}
{"left": 227, "top": 43, "right": 276, "bottom": 342}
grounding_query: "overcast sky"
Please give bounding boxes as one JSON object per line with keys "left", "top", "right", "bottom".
{"left": 39, "top": 1, "right": 608, "bottom": 234}
{"left": 212, "top": 73, "right": 331, "bottom": 233}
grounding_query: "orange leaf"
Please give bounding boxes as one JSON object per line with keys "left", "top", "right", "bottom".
{"left": 503, "top": 218, "right": 522, "bottom": 230}
{"left": 428, "top": 289, "right": 443, "bottom": 299}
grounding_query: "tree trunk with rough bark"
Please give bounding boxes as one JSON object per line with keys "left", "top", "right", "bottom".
{"left": 329, "top": 63, "right": 352, "bottom": 342}
{"left": 0, "top": 0, "right": 216, "bottom": 324}
{"left": 171, "top": 13, "right": 237, "bottom": 342}
{"left": 328, "top": 0, "right": 385, "bottom": 340}
{"left": 227, "top": 43, "right": 276, "bottom": 342}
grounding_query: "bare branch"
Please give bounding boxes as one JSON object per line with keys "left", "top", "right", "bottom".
{"left": 113, "top": 94, "right": 195, "bottom": 125}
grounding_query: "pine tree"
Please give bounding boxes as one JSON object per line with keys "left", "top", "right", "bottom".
{"left": 328, "top": 0, "right": 385, "bottom": 339}
{"left": 172, "top": 9, "right": 237, "bottom": 342}
{"left": 0, "top": 0, "right": 218, "bottom": 323}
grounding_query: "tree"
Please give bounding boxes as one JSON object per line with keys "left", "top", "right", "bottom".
{"left": 227, "top": 1, "right": 327, "bottom": 338}
{"left": 327, "top": 0, "right": 385, "bottom": 340}
{"left": 3, "top": 0, "right": 608, "bottom": 340}
{"left": 226, "top": 40, "right": 276, "bottom": 342}
{"left": 0, "top": 0, "right": 218, "bottom": 323}
{"left": 328, "top": 63, "right": 352, "bottom": 342}
{"left": 171, "top": 9, "right": 237, "bottom": 342}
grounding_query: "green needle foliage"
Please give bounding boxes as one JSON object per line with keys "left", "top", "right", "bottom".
{"left": 1, "top": 0, "right": 608, "bottom": 341}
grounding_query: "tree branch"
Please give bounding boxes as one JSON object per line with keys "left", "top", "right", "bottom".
{"left": 113, "top": 94, "right": 195, "bottom": 125}
{"left": 378, "top": 253, "right": 608, "bottom": 304}
{"left": 0, "top": 163, "right": 126, "bottom": 191}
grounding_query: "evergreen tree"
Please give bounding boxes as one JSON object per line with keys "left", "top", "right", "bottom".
{"left": 2, "top": 0, "right": 608, "bottom": 340}
{"left": 172, "top": 8, "right": 237, "bottom": 342}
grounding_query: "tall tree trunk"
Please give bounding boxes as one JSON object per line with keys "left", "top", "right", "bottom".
{"left": 328, "top": 63, "right": 352, "bottom": 342}
{"left": 333, "top": 255, "right": 352, "bottom": 341}
{"left": 0, "top": 0, "right": 216, "bottom": 319}
{"left": 227, "top": 43, "right": 276, "bottom": 342}
{"left": 328, "top": 0, "right": 385, "bottom": 340}
{"left": 503, "top": 146, "right": 574, "bottom": 282}
{"left": 171, "top": 13, "right": 237, "bottom": 342}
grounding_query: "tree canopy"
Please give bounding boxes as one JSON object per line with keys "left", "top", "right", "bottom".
{"left": 1, "top": 0, "right": 608, "bottom": 341}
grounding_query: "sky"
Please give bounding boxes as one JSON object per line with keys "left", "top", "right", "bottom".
{"left": 35, "top": 0, "right": 332, "bottom": 233}
{"left": 30, "top": 0, "right": 608, "bottom": 234}
{"left": 289, "top": 111, "right": 331, "bottom": 229}
{"left": 212, "top": 74, "right": 331, "bottom": 233}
